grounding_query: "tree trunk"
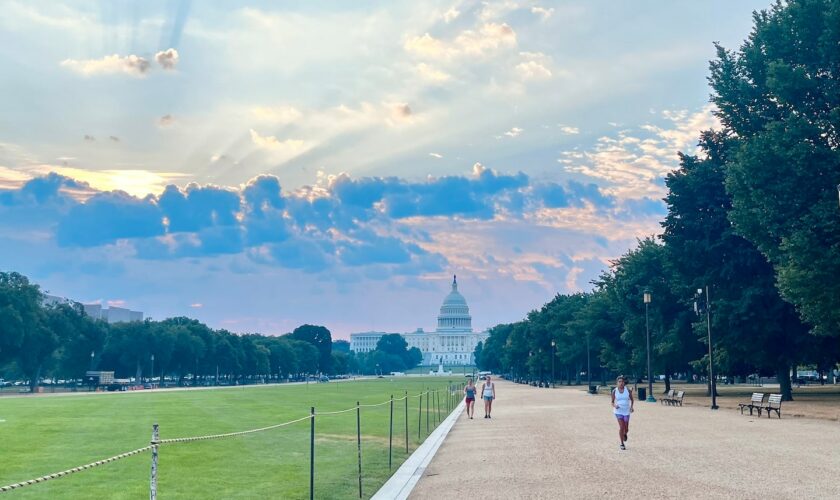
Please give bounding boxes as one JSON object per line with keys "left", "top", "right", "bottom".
{"left": 664, "top": 373, "right": 671, "bottom": 393}
{"left": 601, "top": 369, "right": 607, "bottom": 387}
{"left": 777, "top": 364, "right": 793, "bottom": 401}
{"left": 29, "top": 365, "right": 42, "bottom": 393}
{"left": 575, "top": 362, "right": 582, "bottom": 385}
{"left": 135, "top": 359, "right": 143, "bottom": 382}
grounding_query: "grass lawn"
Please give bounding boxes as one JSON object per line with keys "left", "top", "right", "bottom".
{"left": 0, "top": 378, "right": 462, "bottom": 499}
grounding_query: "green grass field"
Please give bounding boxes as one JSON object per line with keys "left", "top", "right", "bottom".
{"left": 0, "top": 378, "right": 461, "bottom": 499}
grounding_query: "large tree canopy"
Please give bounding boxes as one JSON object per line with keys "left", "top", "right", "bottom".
{"left": 710, "top": 0, "right": 840, "bottom": 336}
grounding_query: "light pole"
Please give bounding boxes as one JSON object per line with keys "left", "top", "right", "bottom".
{"left": 150, "top": 354, "right": 155, "bottom": 387}
{"left": 643, "top": 289, "right": 656, "bottom": 402}
{"left": 89, "top": 350, "right": 95, "bottom": 371}
{"left": 836, "top": 183, "right": 839, "bottom": 208}
{"left": 586, "top": 333, "right": 592, "bottom": 391}
{"left": 550, "top": 340, "right": 556, "bottom": 388}
{"left": 695, "top": 287, "right": 719, "bottom": 410}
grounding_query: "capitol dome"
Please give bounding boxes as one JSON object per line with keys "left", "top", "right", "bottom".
{"left": 437, "top": 275, "right": 472, "bottom": 331}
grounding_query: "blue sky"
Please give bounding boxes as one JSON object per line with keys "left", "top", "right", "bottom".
{"left": 0, "top": 0, "right": 771, "bottom": 338}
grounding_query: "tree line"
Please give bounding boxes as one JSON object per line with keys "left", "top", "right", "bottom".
{"left": 477, "top": 0, "right": 840, "bottom": 401}
{"left": 0, "top": 272, "right": 421, "bottom": 391}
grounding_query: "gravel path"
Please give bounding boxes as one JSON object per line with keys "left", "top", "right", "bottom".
{"left": 409, "top": 380, "right": 840, "bottom": 499}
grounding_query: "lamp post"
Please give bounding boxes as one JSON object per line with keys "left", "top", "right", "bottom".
{"left": 376, "top": 363, "right": 380, "bottom": 377}
{"left": 89, "top": 350, "right": 95, "bottom": 371}
{"left": 586, "top": 333, "right": 592, "bottom": 391}
{"left": 836, "top": 183, "right": 840, "bottom": 208}
{"left": 643, "top": 289, "right": 656, "bottom": 402}
{"left": 550, "top": 340, "right": 556, "bottom": 388}
{"left": 538, "top": 348, "right": 543, "bottom": 386}
{"left": 694, "top": 287, "right": 719, "bottom": 410}
{"left": 150, "top": 354, "right": 155, "bottom": 387}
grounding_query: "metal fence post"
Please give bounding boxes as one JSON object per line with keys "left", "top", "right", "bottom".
{"left": 404, "top": 390, "right": 409, "bottom": 454}
{"left": 418, "top": 393, "right": 422, "bottom": 441}
{"left": 425, "top": 389, "right": 429, "bottom": 435}
{"left": 310, "top": 407, "right": 315, "bottom": 500}
{"left": 388, "top": 395, "right": 394, "bottom": 470}
{"left": 150, "top": 424, "right": 159, "bottom": 500}
{"left": 356, "top": 402, "right": 362, "bottom": 499}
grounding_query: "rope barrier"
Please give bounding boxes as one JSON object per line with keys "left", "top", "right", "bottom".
{"left": 157, "top": 414, "right": 313, "bottom": 444}
{"left": 0, "top": 445, "right": 153, "bottom": 493}
{"left": 316, "top": 407, "right": 359, "bottom": 416}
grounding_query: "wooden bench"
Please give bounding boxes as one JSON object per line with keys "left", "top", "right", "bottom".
{"left": 660, "top": 389, "right": 675, "bottom": 405}
{"left": 669, "top": 390, "right": 685, "bottom": 406}
{"left": 739, "top": 392, "right": 765, "bottom": 416}
{"left": 761, "top": 393, "right": 783, "bottom": 418}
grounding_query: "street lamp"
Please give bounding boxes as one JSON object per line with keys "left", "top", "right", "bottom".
{"left": 643, "top": 289, "right": 656, "bottom": 402}
{"left": 89, "top": 350, "right": 95, "bottom": 371}
{"left": 150, "top": 354, "right": 155, "bottom": 387}
{"left": 586, "top": 333, "right": 592, "bottom": 391}
{"left": 694, "top": 287, "right": 719, "bottom": 410}
{"left": 836, "top": 183, "right": 839, "bottom": 208}
{"left": 550, "top": 340, "right": 556, "bottom": 388}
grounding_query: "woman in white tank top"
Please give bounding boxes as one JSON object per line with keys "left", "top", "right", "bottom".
{"left": 481, "top": 376, "right": 496, "bottom": 418}
{"left": 610, "top": 375, "right": 634, "bottom": 450}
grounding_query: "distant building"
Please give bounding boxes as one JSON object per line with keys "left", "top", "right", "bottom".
{"left": 350, "top": 276, "right": 489, "bottom": 365}
{"left": 81, "top": 302, "right": 144, "bottom": 324}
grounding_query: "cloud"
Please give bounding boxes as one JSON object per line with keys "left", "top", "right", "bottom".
{"left": 429, "top": 153, "right": 443, "bottom": 159}
{"left": 249, "top": 129, "right": 310, "bottom": 156}
{"left": 415, "top": 63, "right": 451, "bottom": 82}
{"left": 109, "top": 136, "right": 120, "bottom": 142}
{"left": 558, "top": 126, "right": 579, "bottom": 135}
{"left": 503, "top": 127, "right": 523, "bottom": 137}
{"left": 61, "top": 54, "right": 151, "bottom": 77}
{"left": 252, "top": 105, "right": 303, "bottom": 124}
{"left": 155, "top": 48, "right": 179, "bottom": 70}
{"left": 443, "top": 7, "right": 460, "bottom": 23}
{"left": 56, "top": 191, "right": 164, "bottom": 247}
{"left": 84, "top": 135, "right": 95, "bottom": 141}
{"left": 158, "top": 115, "right": 175, "bottom": 127}
{"left": 516, "top": 60, "right": 551, "bottom": 80}
{"left": 563, "top": 106, "right": 719, "bottom": 199}
{"left": 190, "top": 303, "right": 203, "bottom": 308}
{"left": 404, "top": 23, "right": 516, "bottom": 60}
{"left": 531, "top": 6, "right": 554, "bottom": 20}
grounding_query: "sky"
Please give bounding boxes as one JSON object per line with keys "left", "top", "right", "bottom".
{"left": 0, "top": 0, "right": 772, "bottom": 338}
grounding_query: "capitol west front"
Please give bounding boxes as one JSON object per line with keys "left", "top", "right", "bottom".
{"left": 349, "top": 276, "right": 489, "bottom": 365}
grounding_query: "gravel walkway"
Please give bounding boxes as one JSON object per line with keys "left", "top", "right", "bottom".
{"left": 409, "top": 380, "right": 840, "bottom": 499}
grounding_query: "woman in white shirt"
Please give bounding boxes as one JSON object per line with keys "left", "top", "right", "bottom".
{"left": 610, "top": 375, "right": 634, "bottom": 450}
{"left": 481, "top": 376, "right": 496, "bottom": 418}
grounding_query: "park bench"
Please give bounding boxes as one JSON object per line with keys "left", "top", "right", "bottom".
{"left": 660, "top": 389, "right": 675, "bottom": 405}
{"left": 738, "top": 392, "right": 765, "bottom": 416}
{"left": 667, "top": 390, "right": 685, "bottom": 406}
{"left": 761, "top": 393, "right": 783, "bottom": 419}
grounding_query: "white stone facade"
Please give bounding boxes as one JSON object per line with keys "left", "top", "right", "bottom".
{"left": 349, "top": 276, "right": 489, "bottom": 365}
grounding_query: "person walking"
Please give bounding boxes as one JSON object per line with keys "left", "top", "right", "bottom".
{"left": 464, "top": 379, "right": 477, "bottom": 419}
{"left": 611, "top": 375, "right": 634, "bottom": 450}
{"left": 482, "top": 376, "right": 496, "bottom": 418}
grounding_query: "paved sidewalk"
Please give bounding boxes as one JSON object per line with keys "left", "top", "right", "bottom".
{"left": 409, "top": 380, "right": 840, "bottom": 499}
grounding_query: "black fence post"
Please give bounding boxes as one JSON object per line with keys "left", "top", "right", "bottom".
{"left": 310, "top": 407, "right": 315, "bottom": 500}
{"left": 150, "top": 423, "right": 159, "bottom": 500}
{"left": 356, "top": 402, "right": 362, "bottom": 499}
{"left": 389, "top": 395, "right": 394, "bottom": 470}
{"left": 417, "top": 392, "right": 422, "bottom": 441}
{"left": 404, "top": 390, "right": 409, "bottom": 454}
{"left": 425, "top": 389, "right": 429, "bottom": 435}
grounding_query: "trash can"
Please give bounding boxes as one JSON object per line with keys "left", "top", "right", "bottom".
{"left": 588, "top": 385, "right": 597, "bottom": 394}
{"left": 637, "top": 387, "right": 646, "bottom": 400}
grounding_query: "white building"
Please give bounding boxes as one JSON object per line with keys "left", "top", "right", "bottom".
{"left": 83, "top": 303, "right": 144, "bottom": 324}
{"left": 349, "top": 276, "right": 489, "bottom": 365}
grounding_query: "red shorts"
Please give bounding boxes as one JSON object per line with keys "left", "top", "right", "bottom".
{"left": 465, "top": 397, "right": 475, "bottom": 403}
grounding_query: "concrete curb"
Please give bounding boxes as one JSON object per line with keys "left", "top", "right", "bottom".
{"left": 371, "top": 400, "right": 465, "bottom": 500}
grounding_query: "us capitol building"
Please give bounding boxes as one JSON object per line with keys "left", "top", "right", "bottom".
{"left": 349, "top": 276, "right": 489, "bottom": 365}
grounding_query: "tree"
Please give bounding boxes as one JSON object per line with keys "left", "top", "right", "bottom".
{"left": 289, "top": 324, "right": 332, "bottom": 373}
{"left": 473, "top": 342, "right": 483, "bottom": 367}
{"left": 709, "top": 0, "right": 840, "bottom": 337}
{"left": 662, "top": 133, "right": 810, "bottom": 400}
{"left": 0, "top": 272, "right": 43, "bottom": 368}
{"left": 331, "top": 340, "right": 350, "bottom": 353}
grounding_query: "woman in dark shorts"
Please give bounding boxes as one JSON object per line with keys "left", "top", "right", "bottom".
{"left": 464, "top": 379, "right": 477, "bottom": 419}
